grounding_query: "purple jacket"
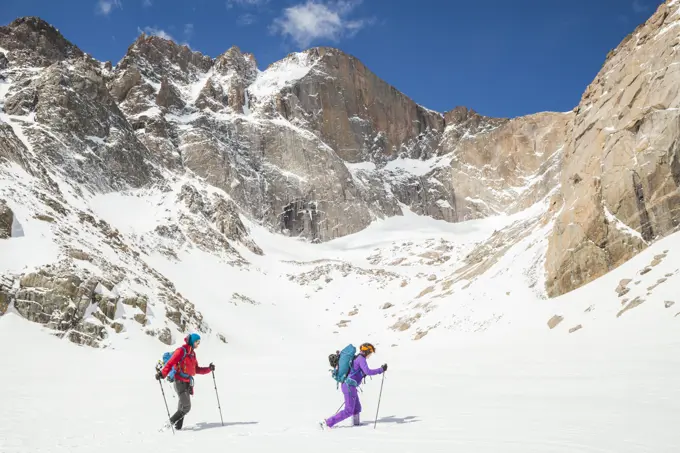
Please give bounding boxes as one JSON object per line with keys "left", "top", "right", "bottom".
{"left": 347, "top": 354, "right": 383, "bottom": 386}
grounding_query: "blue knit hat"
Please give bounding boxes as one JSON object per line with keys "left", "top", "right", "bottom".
{"left": 186, "top": 333, "right": 201, "bottom": 347}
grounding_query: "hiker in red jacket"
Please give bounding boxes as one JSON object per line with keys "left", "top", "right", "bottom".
{"left": 155, "top": 333, "right": 214, "bottom": 430}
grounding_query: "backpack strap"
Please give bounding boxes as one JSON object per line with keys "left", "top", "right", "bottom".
{"left": 175, "top": 347, "right": 191, "bottom": 380}
{"left": 342, "top": 354, "right": 360, "bottom": 387}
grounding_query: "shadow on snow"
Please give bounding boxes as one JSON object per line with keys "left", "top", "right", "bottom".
{"left": 185, "top": 421, "right": 259, "bottom": 431}
{"left": 336, "top": 415, "right": 421, "bottom": 428}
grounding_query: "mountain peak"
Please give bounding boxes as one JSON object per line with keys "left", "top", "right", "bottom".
{"left": 7, "top": 16, "right": 60, "bottom": 34}
{"left": 133, "top": 32, "right": 189, "bottom": 50}
{"left": 215, "top": 45, "right": 258, "bottom": 75}
{"left": 129, "top": 32, "right": 203, "bottom": 59}
{"left": 117, "top": 32, "right": 213, "bottom": 78}
{"left": 0, "top": 16, "right": 83, "bottom": 66}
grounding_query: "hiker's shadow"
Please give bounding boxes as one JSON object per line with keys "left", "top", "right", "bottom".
{"left": 369, "top": 415, "right": 421, "bottom": 425}
{"left": 187, "top": 421, "right": 259, "bottom": 431}
{"left": 337, "top": 415, "right": 421, "bottom": 428}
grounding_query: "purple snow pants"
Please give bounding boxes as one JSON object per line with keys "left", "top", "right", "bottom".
{"left": 325, "top": 383, "right": 362, "bottom": 428}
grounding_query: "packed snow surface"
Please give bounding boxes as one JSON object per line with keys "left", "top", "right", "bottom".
{"left": 2, "top": 308, "right": 679, "bottom": 452}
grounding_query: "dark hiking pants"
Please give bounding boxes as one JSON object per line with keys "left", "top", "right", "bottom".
{"left": 169, "top": 379, "right": 192, "bottom": 429}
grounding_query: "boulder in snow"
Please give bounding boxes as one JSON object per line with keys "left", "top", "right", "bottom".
{"left": 547, "top": 315, "right": 563, "bottom": 329}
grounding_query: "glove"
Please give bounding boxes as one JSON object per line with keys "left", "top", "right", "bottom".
{"left": 381, "top": 364, "right": 388, "bottom": 372}
{"left": 209, "top": 363, "right": 215, "bottom": 371}
{"left": 155, "top": 370, "right": 163, "bottom": 381}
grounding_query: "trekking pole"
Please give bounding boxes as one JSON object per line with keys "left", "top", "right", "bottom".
{"left": 335, "top": 402, "right": 344, "bottom": 414}
{"left": 212, "top": 370, "right": 224, "bottom": 426}
{"left": 373, "top": 372, "right": 386, "bottom": 430}
{"left": 158, "top": 379, "right": 175, "bottom": 435}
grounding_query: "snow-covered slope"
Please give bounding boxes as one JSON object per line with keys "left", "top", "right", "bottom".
{"left": 5, "top": 163, "right": 678, "bottom": 346}
{"left": 2, "top": 217, "right": 680, "bottom": 451}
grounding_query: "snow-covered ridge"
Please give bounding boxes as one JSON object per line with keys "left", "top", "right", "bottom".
{"left": 247, "top": 51, "right": 318, "bottom": 100}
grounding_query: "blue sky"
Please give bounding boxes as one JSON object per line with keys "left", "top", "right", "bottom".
{"left": 0, "top": 0, "right": 666, "bottom": 118}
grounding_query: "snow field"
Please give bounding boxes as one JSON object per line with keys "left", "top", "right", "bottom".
{"left": 3, "top": 310, "right": 680, "bottom": 453}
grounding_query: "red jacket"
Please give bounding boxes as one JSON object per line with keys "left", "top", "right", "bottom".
{"left": 161, "top": 343, "right": 211, "bottom": 382}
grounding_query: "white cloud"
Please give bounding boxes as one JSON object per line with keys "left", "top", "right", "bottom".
{"left": 227, "top": 0, "right": 268, "bottom": 9}
{"left": 238, "top": 14, "right": 257, "bottom": 26}
{"left": 270, "top": 0, "right": 370, "bottom": 48}
{"left": 138, "top": 26, "right": 175, "bottom": 42}
{"left": 143, "top": 0, "right": 152, "bottom": 7}
{"left": 227, "top": 0, "right": 269, "bottom": 27}
{"left": 96, "top": 0, "right": 122, "bottom": 15}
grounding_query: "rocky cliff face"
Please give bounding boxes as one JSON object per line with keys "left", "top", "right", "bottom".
{"left": 545, "top": 0, "right": 680, "bottom": 297}
{"left": 105, "top": 34, "right": 556, "bottom": 241}
{"left": 443, "top": 110, "right": 573, "bottom": 220}
{"left": 260, "top": 47, "right": 446, "bottom": 163}
{"left": 2, "top": 2, "right": 680, "bottom": 345}
{"left": 4, "top": 57, "right": 159, "bottom": 191}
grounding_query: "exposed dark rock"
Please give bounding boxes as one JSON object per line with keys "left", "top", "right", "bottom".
{"left": 0, "top": 16, "right": 85, "bottom": 67}
{"left": 0, "top": 200, "right": 13, "bottom": 239}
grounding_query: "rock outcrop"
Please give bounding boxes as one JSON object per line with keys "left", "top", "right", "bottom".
{"left": 2, "top": 42, "right": 159, "bottom": 192}
{"left": 545, "top": 0, "right": 680, "bottom": 296}
{"left": 177, "top": 183, "right": 263, "bottom": 255}
{"left": 211, "top": 45, "right": 258, "bottom": 113}
{"left": 0, "top": 16, "right": 84, "bottom": 67}
{"left": 0, "top": 239, "right": 211, "bottom": 347}
{"left": 0, "top": 122, "right": 31, "bottom": 169}
{"left": 0, "top": 199, "right": 12, "bottom": 238}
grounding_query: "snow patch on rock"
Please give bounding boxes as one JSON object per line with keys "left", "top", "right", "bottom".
{"left": 248, "top": 52, "right": 316, "bottom": 99}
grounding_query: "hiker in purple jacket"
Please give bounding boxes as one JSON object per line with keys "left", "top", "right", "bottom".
{"left": 322, "top": 343, "right": 387, "bottom": 428}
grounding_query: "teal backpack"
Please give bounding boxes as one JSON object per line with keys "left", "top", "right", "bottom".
{"left": 329, "top": 344, "right": 357, "bottom": 388}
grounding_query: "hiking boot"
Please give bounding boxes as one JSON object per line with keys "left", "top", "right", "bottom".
{"left": 174, "top": 417, "right": 184, "bottom": 430}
